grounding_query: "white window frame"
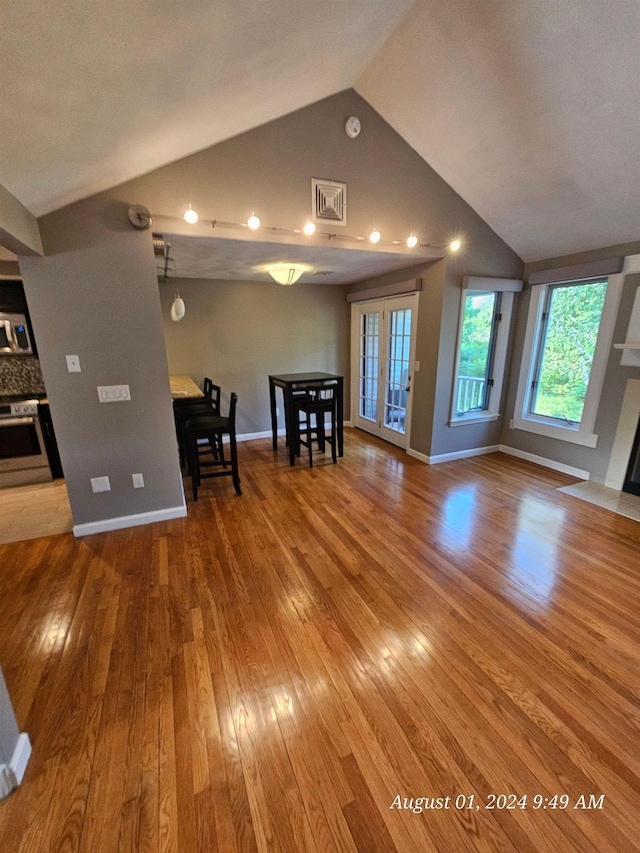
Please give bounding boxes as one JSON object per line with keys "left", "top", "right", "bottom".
{"left": 449, "top": 289, "right": 514, "bottom": 427}
{"left": 512, "top": 275, "right": 623, "bottom": 448}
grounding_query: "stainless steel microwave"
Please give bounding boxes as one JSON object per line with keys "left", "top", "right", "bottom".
{"left": 0, "top": 313, "right": 33, "bottom": 355}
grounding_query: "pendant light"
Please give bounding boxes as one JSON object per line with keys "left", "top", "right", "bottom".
{"left": 170, "top": 291, "right": 185, "bottom": 321}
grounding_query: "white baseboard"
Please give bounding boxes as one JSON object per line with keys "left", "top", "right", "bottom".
{"left": 236, "top": 428, "right": 287, "bottom": 442}
{"left": 0, "top": 733, "right": 31, "bottom": 800}
{"left": 73, "top": 502, "right": 187, "bottom": 537}
{"left": 407, "top": 444, "right": 500, "bottom": 465}
{"left": 498, "top": 445, "right": 590, "bottom": 480}
{"left": 236, "top": 422, "right": 351, "bottom": 443}
{"left": 406, "top": 447, "right": 431, "bottom": 464}
{"left": 407, "top": 442, "right": 589, "bottom": 480}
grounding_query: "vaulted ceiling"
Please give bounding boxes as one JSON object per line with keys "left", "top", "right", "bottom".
{"left": 2, "top": 0, "right": 640, "bottom": 262}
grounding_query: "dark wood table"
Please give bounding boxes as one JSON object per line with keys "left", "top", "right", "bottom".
{"left": 269, "top": 372, "right": 344, "bottom": 466}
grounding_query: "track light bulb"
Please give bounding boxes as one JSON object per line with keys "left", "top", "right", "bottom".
{"left": 450, "top": 238, "right": 462, "bottom": 251}
{"left": 303, "top": 220, "right": 316, "bottom": 236}
{"left": 407, "top": 233, "right": 418, "bottom": 248}
{"left": 184, "top": 204, "right": 198, "bottom": 224}
{"left": 369, "top": 228, "right": 381, "bottom": 244}
{"left": 247, "top": 213, "right": 261, "bottom": 230}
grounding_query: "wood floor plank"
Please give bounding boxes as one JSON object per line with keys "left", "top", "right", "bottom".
{"left": 0, "top": 430, "right": 639, "bottom": 852}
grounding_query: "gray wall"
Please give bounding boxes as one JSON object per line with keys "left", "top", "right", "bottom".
{"left": 160, "top": 277, "right": 349, "bottom": 434}
{"left": 0, "top": 668, "right": 20, "bottom": 767}
{"left": 21, "top": 231, "right": 184, "bottom": 526}
{"left": 501, "top": 243, "right": 640, "bottom": 480}
{"left": 53, "top": 88, "right": 521, "bottom": 463}
{"left": 17, "top": 87, "right": 523, "bottom": 514}
{"left": 0, "top": 183, "right": 43, "bottom": 256}
{"left": 430, "top": 242, "right": 522, "bottom": 457}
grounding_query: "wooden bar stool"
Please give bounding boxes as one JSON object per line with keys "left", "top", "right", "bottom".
{"left": 293, "top": 386, "right": 338, "bottom": 467}
{"left": 184, "top": 392, "right": 241, "bottom": 499}
{"left": 174, "top": 399, "right": 215, "bottom": 467}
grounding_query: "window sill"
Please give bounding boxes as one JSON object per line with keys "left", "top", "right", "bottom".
{"left": 449, "top": 413, "right": 500, "bottom": 427}
{"left": 510, "top": 416, "right": 598, "bottom": 448}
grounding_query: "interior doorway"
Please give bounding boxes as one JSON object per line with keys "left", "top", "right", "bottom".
{"left": 350, "top": 294, "right": 417, "bottom": 450}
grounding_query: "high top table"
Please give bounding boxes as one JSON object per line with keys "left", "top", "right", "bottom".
{"left": 269, "top": 372, "right": 344, "bottom": 466}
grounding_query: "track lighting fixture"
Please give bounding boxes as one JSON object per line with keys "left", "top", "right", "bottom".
{"left": 184, "top": 204, "right": 198, "bottom": 224}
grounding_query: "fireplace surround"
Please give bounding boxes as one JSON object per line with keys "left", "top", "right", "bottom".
{"left": 605, "top": 379, "right": 640, "bottom": 490}
{"left": 622, "top": 415, "right": 640, "bottom": 496}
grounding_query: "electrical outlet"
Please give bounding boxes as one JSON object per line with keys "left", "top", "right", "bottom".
{"left": 97, "top": 385, "right": 131, "bottom": 403}
{"left": 132, "top": 473, "right": 144, "bottom": 489}
{"left": 90, "top": 476, "right": 110, "bottom": 493}
{"left": 66, "top": 354, "right": 81, "bottom": 373}
{"left": 414, "top": 360, "right": 420, "bottom": 372}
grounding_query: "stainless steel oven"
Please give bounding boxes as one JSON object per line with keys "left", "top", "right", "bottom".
{"left": 0, "top": 399, "right": 52, "bottom": 487}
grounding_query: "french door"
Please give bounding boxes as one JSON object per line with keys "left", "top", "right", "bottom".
{"left": 351, "top": 294, "right": 417, "bottom": 449}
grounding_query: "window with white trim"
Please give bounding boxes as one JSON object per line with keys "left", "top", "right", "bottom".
{"left": 450, "top": 287, "right": 514, "bottom": 426}
{"left": 512, "top": 276, "right": 622, "bottom": 447}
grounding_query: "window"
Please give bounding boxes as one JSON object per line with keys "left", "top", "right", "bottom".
{"left": 512, "top": 276, "right": 622, "bottom": 447}
{"left": 450, "top": 288, "right": 514, "bottom": 426}
{"left": 530, "top": 280, "right": 607, "bottom": 423}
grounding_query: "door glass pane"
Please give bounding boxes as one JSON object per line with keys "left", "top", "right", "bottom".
{"left": 531, "top": 281, "right": 607, "bottom": 424}
{"left": 455, "top": 291, "right": 497, "bottom": 414}
{"left": 359, "top": 312, "right": 379, "bottom": 421}
{"left": 384, "top": 308, "right": 411, "bottom": 433}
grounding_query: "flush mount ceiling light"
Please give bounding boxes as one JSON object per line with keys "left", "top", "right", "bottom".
{"left": 303, "top": 220, "right": 316, "bottom": 236}
{"left": 450, "top": 238, "right": 462, "bottom": 251}
{"left": 407, "top": 233, "right": 418, "bottom": 248}
{"left": 184, "top": 204, "right": 198, "bottom": 224}
{"left": 369, "top": 228, "right": 381, "bottom": 244}
{"left": 247, "top": 213, "right": 261, "bottom": 230}
{"left": 268, "top": 264, "right": 307, "bottom": 286}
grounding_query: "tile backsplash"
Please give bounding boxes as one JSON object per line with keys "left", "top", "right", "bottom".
{"left": 0, "top": 356, "right": 46, "bottom": 397}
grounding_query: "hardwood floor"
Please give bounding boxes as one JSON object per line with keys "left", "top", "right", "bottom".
{"left": 0, "top": 428, "right": 639, "bottom": 852}
{"left": 0, "top": 479, "right": 73, "bottom": 544}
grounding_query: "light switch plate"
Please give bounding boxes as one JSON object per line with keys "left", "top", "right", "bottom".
{"left": 132, "top": 473, "right": 144, "bottom": 489}
{"left": 97, "top": 385, "right": 131, "bottom": 403}
{"left": 90, "top": 476, "right": 110, "bottom": 493}
{"left": 66, "top": 355, "right": 81, "bottom": 373}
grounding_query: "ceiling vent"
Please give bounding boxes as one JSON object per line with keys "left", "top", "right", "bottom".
{"left": 312, "top": 178, "right": 347, "bottom": 226}
{"left": 152, "top": 233, "right": 166, "bottom": 256}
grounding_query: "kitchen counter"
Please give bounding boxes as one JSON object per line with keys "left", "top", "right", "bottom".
{"left": 169, "top": 374, "right": 204, "bottom": 399}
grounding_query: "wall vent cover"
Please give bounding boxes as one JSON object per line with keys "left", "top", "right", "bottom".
{"left": 312, "top": 178, "right": 347, "bottom": 226}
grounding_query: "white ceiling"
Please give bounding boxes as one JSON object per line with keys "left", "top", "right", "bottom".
{"left": 357, "top": 0, "right": 640, "bottom": 261}
{"left": 0, "top": 0, "right": 413, "bottom": 216}
{"left": 158, "top": 232, "right": 440, "bottom": 285}
{"left": 2, "top": 0, "right": 640, "bottom": 263}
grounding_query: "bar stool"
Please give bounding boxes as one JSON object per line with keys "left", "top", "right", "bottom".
{"left": 184, "top": 392, "right": 241, "bottom": 499}
{"left": 174, "top": 382, "right": 222, "bottom": 465}
{"left": 174, "top": 399, "right": 213, "bottom": 467}
{"left": 203, "top": 377, "right": 221, "bottom": 411}
{"left": 293, "top": 386, "right": 338, "bottom": 467}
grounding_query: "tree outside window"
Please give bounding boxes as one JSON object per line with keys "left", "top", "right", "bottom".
{"left": 530, "top": 281, "right": 607, "bottom": 424}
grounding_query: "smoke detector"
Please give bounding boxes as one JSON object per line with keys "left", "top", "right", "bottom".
{"left": 345, "top": 116, "right": 361, "bottom": 139}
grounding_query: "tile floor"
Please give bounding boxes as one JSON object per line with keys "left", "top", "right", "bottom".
{"left": 558, "top": 480, "right": 640, "bottom": 522}
{"left": 0, "top": 479, "right": 73, "bottom": 544}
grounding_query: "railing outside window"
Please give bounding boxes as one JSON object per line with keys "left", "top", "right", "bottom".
{"left": 456, "top": 375, "right": 486, "bottom": 414}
